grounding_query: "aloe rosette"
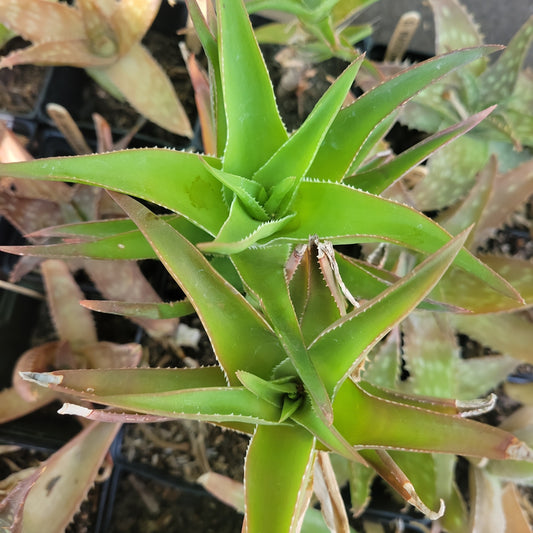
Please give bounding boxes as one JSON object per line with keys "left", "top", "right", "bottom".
{"left": 0, "top": 0, "right": 193, "bottom": 137}
{"left": 0, "top": 0, "right": 531, "bottom": 530}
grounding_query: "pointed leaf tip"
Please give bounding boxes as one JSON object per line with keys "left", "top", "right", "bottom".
{"left": 19, "top": 371, "right": 63, "bottom": 386}
{"left": 405, "top": 482, "right": 445, "bottom": 520}
{"left": 507, "top": 438, "right": 533, "bottom": 462}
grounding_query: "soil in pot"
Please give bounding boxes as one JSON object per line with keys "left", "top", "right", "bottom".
{"left": 107, "top": 471, "right": 243, "bottom": 533}
{"left": 0, "top": 38, "right": 49, "bottom": 117}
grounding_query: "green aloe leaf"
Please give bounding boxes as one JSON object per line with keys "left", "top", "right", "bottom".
{"left": 333, "top": 379, "right": 533, "bottom": 461}
{"left": 337, "top": 255, "right": 459, "bottom": 313}
{"left": 81, "top": 299, "right": 195, "bottom": 320}
{"left": 1, "top": 229, "right": 159, "bottom": 260}
{"left": 198, "top": 197, "right": 295, "bottom": 254}
{"left": 24, "top": 366, "right": 227, "bottom": 395}
{"left": 331, "top": 0, "right": 380, "bottom": 24}
{"left": 109, "top": 192, "right": 286, "bottom": 381}
{"left": 233, "top": 246, "right": 334, "bottom": 423}
{"left": 276, "top": 180, "right": 519, "bottom": 301}
{"left": 362, "top": 449, "right": 444, "bottom": 519}
{"left": 29, "top": 215, "right": 210, "bottom": 242}
{"left": 184, "top": 0, "right": 226, "bottom": 155}
{"left": 21, "top": 367, "right": 283, "bottom": 425}
{"left": 291, "top": 245, "right": 343, "bottom": 345}
{"left": 308, "top": 46, "right": 500, "bottom": 180}
{"left": 218, "top": 0, "right": 287, "bottom": 176}
{"left": 1, "top": 216, "right": 211, "bottom": 261}
{"left": 237, "top": 372, "right": 299, "bottom": 408}
{"left": 202, "top": 164, "right": 268, "bottom": 220}
{"left": 346, "top": 107, "right": 495, "bottom": 194}
{"left": 245, "top": 425, "right": 315, "bottom": 533}
{"left": 309, "top": 229, "right": 470, "bottom": 395}
{"left": 0, "top": 151, "right": 227, "bottom": 235}
{"left": 252, "top": 58, "right": 364, "bottom": 190}
{"left": 432, "top": 256, "right": 533, "bottom": 314}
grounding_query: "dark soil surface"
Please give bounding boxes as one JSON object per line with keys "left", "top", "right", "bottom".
{"left": 0, "top": 38, "right": 49, "bottom": 116}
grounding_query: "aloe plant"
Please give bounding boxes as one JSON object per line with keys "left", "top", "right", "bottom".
{"left": 246, "top": 0, "right": 377, "bottom": 63}
{"left": 0, "top": 0, "right": 531, "bottom": 530}
{"left": 358, "top": 0, "right": 533, "bottom": 210}
{"left": 0, "top": 0, "right": 193, "bottom": 137}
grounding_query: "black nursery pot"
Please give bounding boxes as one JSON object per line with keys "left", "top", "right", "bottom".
{"left": 91, "top": 429, "right": 243, "bottom": 533}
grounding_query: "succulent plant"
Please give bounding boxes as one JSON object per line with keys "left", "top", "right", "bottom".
{"left": 357, "top": 0, "right": 533, "bottom": 210}
{"left": 0, "top": 0, "right": 531, "bottom": 530}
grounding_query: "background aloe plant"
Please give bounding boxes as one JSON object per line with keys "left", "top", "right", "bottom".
{"left": 0, "top": 0, "right": 193, "bottom": 137}
{"left": 358, "top": 0, "right": 533, "bottom": 210}
{"left": 0, "top": 0, "right": 532, "bottom": 531}
{"left": 246, "top": 0, "right": 377, "bottom": 63}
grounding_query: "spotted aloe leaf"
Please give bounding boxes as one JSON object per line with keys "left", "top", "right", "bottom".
{"left": 505, "top": 69, "right": 533, "bottom": 146}
{"left": 450, "top": 312, "right": 533, "bottom": 365}
{"left": 401, "top": 311, "right": 518, "bottom": 401}
{"left": 0, "top": 0, "right": 192, "bottom": 136}
{"left": 409, "top": 135, "right": 490, "bottom": 210}
{"left": 436, "top": 155, "right": 497, "bottom": 246}
{"left": 471, "top": 158, "right": 533, "bottom": 248}
{"left": 428, "top": 0, "right": 485, "bottom": 72}
{"left": 477, "top": 15, "right": 533, "bottom": 107}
